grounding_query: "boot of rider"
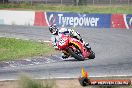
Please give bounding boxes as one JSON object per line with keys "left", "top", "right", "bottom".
{"left": 80, "top": 38, "right": 91, "bottom": 51}
{"left": 80, "top": 38, "right": 84, "bottom": 43}
{"left": 85, "top": 43, "right": 91, "bottom": 51}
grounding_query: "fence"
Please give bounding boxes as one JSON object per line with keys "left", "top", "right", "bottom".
{"left": 0, "top": 0, "right": 132, "bottom": 5}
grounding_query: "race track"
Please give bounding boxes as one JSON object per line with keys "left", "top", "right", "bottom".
{"left": 0, "top": 25, "right": 132, "bottom": 80}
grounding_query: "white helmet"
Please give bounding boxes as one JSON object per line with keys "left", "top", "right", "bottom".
{"left": 49, "top": 24, "right": 58, "bottom": 35}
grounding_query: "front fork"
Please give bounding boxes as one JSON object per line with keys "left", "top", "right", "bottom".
{"left": 62, "top": 49, "right": 70, "bottom": 57}
{"left": 62, "top": 46, "right": 76, "bottom": 57}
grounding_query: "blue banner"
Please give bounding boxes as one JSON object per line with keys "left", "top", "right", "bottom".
{"left": 46, "top": 12, "right": 111, "bottom": 28}
{"left": 126, "top": 14, "right": 132, "bottom": 29}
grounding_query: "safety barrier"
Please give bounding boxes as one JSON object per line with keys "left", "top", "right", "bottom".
{"left": 0, "top": 10, "right": 132, "bottom": 29}
{"left": 0, "top": 10, "right": 35, "bottom": 26}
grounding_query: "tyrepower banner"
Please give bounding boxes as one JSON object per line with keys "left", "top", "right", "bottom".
{"left": 46, "top": 12, "right": 111, "bottom": 28}
{"left": 0, "top": 10, "right": 132, "bottom": 29}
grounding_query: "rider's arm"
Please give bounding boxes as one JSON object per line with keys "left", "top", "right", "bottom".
{"left": 51, "top": 35, "right": 58, "bottom": 48}
{"left": 68, "top": 29, "right": 82, "bottom": 40}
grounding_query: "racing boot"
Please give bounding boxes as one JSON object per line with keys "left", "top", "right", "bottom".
{"left": 85, "top": 43, "right": 91, "bottom": 51}
{"left": 80, "top": 39, "right": 91, "bottom": 51}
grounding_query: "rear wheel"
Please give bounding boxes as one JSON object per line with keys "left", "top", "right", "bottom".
{"left": 88, "top": 51, "right": 95, "bottom": 59}
{"left": 68, "top": 48, "right": 84, "bottom": 61}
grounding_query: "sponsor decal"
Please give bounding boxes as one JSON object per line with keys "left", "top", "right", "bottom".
{"left": 48, "top": 14, "right": 56, "bottom": 25}
{"left": 46, "top": 12, "right": 111, "bottom": 28}
{"left": 57, "top": 14, "right": 99, "bottom": 27}
{"left": 129, "top": 18, "right": 132, "bottom": 27}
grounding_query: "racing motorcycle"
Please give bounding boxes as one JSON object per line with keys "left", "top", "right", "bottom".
{"left": 57, "top": 34, "right": 95, "bottom": 61}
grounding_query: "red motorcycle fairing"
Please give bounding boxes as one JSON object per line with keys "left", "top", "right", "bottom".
{"left": 57, "top": 34, "right": 91, "bottom": 60}
{"left": 57, "top": 35, "right": 69, "bottom": 50}
{"left": 69, "top": 38, "right": 90, "bottom": 59}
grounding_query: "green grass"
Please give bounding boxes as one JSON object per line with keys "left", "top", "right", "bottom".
{"left": 0, "top": 37, "right": 55, "bottom": 61}
{"left": 0, "top": 3, "right": 132, "bottom": 14}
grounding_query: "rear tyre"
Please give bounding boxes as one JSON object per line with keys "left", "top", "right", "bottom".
{"left": 88, "top": 51, "right": 95, "bottom": 59}
{"left": 68, "top": 48, "right": 84, "bottom": 61}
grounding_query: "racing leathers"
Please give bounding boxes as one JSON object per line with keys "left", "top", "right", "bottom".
{"left": 51, "top": 27, "right": 91, "bottom": 59}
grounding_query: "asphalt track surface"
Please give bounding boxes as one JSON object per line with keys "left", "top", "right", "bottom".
{"left": 0, "top": 25, "right": 132, "bottom": 80}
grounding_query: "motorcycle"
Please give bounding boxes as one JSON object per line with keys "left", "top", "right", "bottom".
{"left": 57, "top": 34, "right": 95, "bottom": 61}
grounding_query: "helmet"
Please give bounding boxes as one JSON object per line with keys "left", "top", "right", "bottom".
{"left": 49, "top": 24, "right": 58, "bottom": 35}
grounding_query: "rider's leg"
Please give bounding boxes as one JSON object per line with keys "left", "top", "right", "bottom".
{"left": 72, "top": 32, "right": 91, "bottom": 51}
{"left": 80, "top": 38, "right": 91, "bottom": 51}
{"left": 85, "top": 43, "right": 91, "bottom": 51}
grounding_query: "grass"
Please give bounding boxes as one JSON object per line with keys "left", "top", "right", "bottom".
{"left": 0, "top": 37, "right": 55, "bottom": 61}
{"left": 0, "top": 76, "right": 131, "bottom": 88}
{"left": 0, "top": 3, "right": 132, "bottom": 14}
{"left": 19, "top": 75, "right": 55, "bottom": 88}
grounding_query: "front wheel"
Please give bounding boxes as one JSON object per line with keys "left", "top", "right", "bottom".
{"left": 68, "top": 48, "right": 84, "bottom": 61}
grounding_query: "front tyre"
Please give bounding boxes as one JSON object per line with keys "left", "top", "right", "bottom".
{"left": 68, "top": 48, "right": 84, "bottom": 61}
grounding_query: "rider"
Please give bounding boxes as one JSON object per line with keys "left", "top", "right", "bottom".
{"left": 49, "top": 24, "right": 91, "bottom": 59}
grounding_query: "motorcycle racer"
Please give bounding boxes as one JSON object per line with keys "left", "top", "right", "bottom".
{"left": 49, "top": 24, "right": 91, "bottom": 59}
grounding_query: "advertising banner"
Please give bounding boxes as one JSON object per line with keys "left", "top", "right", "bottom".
{"left": 46, "top": 12, "right": 111, "bottom": 28}
{"left": 125, "top": 14, "right": 132, "bottom": 29}
{"left": 0, "top": 10, "right": 131, "bottom": 29}
{"left": 111, "top": 14, "right": 132, "bottom": 29}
